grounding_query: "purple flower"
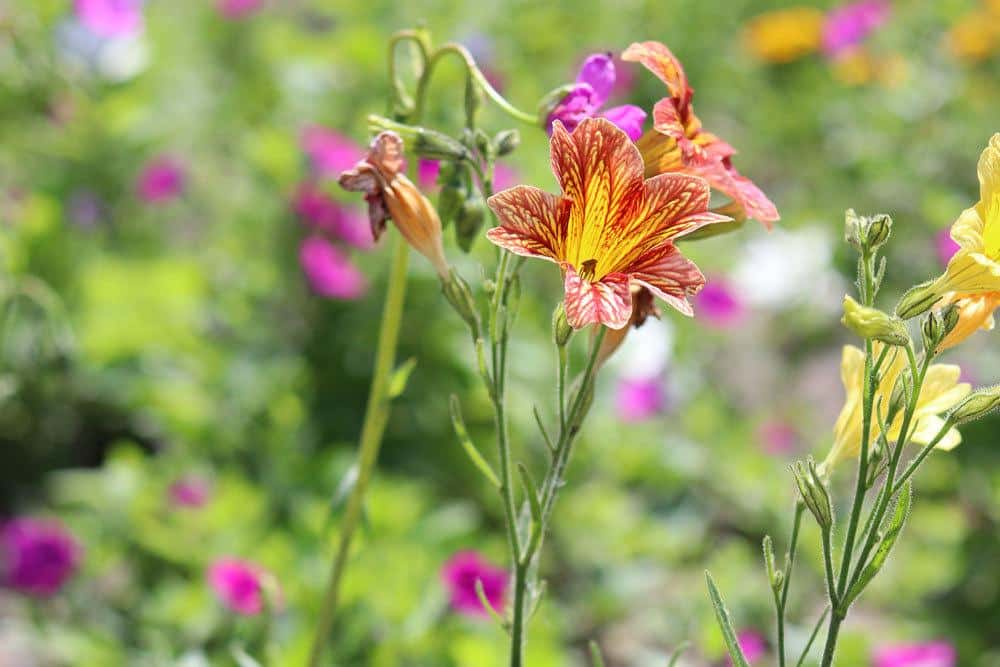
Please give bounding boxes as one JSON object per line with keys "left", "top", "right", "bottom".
{"left": 292, "top": 181, "right": 374, "bottom": 250}
{"left": 1, "top": 518, "right": 81, "bottom": 598}
{"left": 732, "top": 629, "right": 768, "bottom": 664}
{"left": 694, "top": 278, "right": 747, "bottom": 329}
{"left": 168, "top": 476, "right": 210, "bottom": 508}
{"left": 217, "top": 0, "right": 264, "bottom": 19}
{"left": 935, "top": 228, "right": 960, "bottom": 267}
{"left": 74, "top": 0, "right": 143, "bottom": 38}
{"left": 440, "top": 551, "right": 508, "bottom": 618}
{"left": 207, "top": 557, "right": 277, "bottom": 615}
{"left": 546, "top": 53, "right": 647, "bottom": 141}
{"left": 821, "top": 0, "right": 891, "bottom": 58}
{"left": 299, "top": 235, "right": 366, "bottom": 300}
{"left": 757, "top": 420, "right": 798, "bottom": 456}
{"left": 418, "top": 159, "right": 441, "bottom": 191}
{"left": 301, "top": 126, "right": 364, "bottom": 178}
{"left": 136, "top": 157, "right": 185, "bottom": 204}
{"left": 873, "top": 641, "right": 956, "bottom": 667}
{"left": 615, "top": 376, "right": 666, "bottom": 422}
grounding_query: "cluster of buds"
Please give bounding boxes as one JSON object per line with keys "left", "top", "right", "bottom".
{"left": 792, "top": 458, "right": 833, "bottom": 530}
{"left": 921, "top": 302, "right": 960, "bottom": 352}
{"left": 844, "top": 209, "right": 892, "bottom": 254}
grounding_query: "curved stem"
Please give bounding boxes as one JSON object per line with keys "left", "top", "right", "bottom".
{"left": 307, "top": 239, "right": 410, "bottom": 667}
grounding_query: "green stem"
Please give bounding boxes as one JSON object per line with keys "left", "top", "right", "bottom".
{"left": 776, "top": 503, "right": 805, "bottom": 667}
{"left": 307, "top": 239, "right": 410, "bottom": 667}
{"left": 820, "top": 615, "right": 842, "bottom": 667}
{"left": 891, "top": 417, "right": 953, "bottom": 494}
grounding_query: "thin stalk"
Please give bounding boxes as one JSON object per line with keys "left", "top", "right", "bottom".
{"left": 796, "top": 606, "right": 831, "bottom": 667}
{"left": 307, "top": 239, "right": 410, "bottom": 667}
{"left": 775, "top": 503, "right": 805, "bottom": 667}
{"left": 891, "top": 418, "right": 953, "bottom": 493}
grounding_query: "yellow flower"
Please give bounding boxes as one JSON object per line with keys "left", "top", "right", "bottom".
{"left": 945, "top": 10, "right": 1000, "bottom": 63}
{"left": 822, "top": 343, "right": 970, "bottom": 473}
{"left": 742, "top": 8, "right": 825, "bottom": 64}
{"left": 936, "top": 291, "right": 1000, "bottom": 351}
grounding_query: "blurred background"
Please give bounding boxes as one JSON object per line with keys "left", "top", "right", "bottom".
{"left": 1, "top": 1, "right": 998, "bottom": 665}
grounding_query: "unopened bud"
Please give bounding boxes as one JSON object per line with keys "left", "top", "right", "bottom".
{"left": 762, "top": 535, "right": 783, "bottom": 594}
{"left": 844, "top": 209, "right": 892, "bottom": 253}
{"left": 922, "top": 303, "right": 960, "bottom": 352}
{"left": 474, "top": 129, "right": 493, "bottom": 159}
{"left": 552, "top": 304, "right": 572, "bottom": 347}
{"left": 949, "top": 385, "right": 1000, "bottom": 424}
{"left": 841, "top": 295, "right": 909, "bottom": 346}
{"left": 367, "top": 115, "right": 470, "bottom": 162}
{"left": 792, "top": 459, "right": 833, "bottom": 530}
{"left": 494, "top": 129, "right": 521, "bottom": 157}
{"left": 455, "top": 197, "right": 487, "bottom": 252}
{"left": 443, "top": 270, "right": 479, "bottom": 335}
{"left": 896, "top": 280, "right": 942, "bottom": 319}
{"left": 866, "top": 214, "right": 892, "bottom": 248}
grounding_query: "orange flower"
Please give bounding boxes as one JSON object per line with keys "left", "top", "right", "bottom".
{"left": 486, "top": 118, "right": 727, "bottom": 329}
{"left": 622, "top": 41, "right": 780, "bottom": 227}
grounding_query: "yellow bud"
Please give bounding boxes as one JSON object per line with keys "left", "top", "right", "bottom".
{"left": 949, "top": 385, "right": 1000, "bottom": 424}
{"left": 842, "top": 295, "right": 909, "bottom": 346}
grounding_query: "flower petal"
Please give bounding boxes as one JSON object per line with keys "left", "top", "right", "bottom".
{"left": 651, "top": 99, "right": 703, "bottom": 161}
{"left": 486, "top": 185, "right": 570, "bottom": 261}
{"left": 689, "top": 159, "right": 780, "bottom": 226}
{"left": 562, "top": 265, "right": 632, "bottom": 329}
{"left": 576, "top": 53, "right": 615, "bottom": 108}
{"left": 626, "top": 242, "right": 705, "bottom": 316}
{"left": 621, "top": 41, "right": 692, "bottom": 108}
{"left": 601, "top": 104, "right": 647, "bottom": 142}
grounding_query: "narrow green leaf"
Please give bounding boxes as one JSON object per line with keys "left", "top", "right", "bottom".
{"left": 474, "top": 578, "right": 508, "bottom": 631}
{"left": 387, "top": 357, "right": 418, "bottom": 398}
{"left": 844, "top": 481, "right": 912, "bottom": 608}
{"left": 705, "top": 571, "right": 749, "bottom": 667}
{"left": 667, "top": 641, "right": 690, "bottom": 667}
{"left": 516, "top": 462, "right": 542, "bottom": 526}
{"left": 532, "top": 405, "right": 555, "bottom": 456}
{"left": 588, "top": 640, "right": 606, "bottom": 667}
{"left": 795, "top": 605, "right": 830, "bottom": 667}
{"left": 450, "top": 395, "right": 501, "bottom": 488}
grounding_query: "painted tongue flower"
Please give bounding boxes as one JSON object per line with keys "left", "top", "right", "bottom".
{"left": 623, "top": 41, "right": 780, "bottom": 227}
{"left": 299, "top": 235, "right": 367, "bottom": 300}
{"left": 440, "top": 551, "right": 508, "bottom": 618}
{"left": 546, "top": 53, "right": 647, "bottom": 141}
{"left": 136, "top": 156, "right": 185, "bottom": 204}
{"left": 1, "top": 518, "right": 81, "bottom": 598}
{"left": 487, "top": 117, "right": 726, "bottom": 330}
{"left": 873, "top": 641, "right": 956, "bottom": 667}
{"left": 822, "top": 0, "right": 892, "bottom": 59}
{"left": 207, "top": 557, "right": 279, "bottom": 616}
{"left": 217, "top": 0, "right": 265, "bottom": 19}
{"left": 74, "top": 0, "right": 143, "bottom": 38}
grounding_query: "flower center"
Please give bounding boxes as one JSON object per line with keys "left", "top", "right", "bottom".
{"left": 578, "top": 259, "right": 598, "bottom": 282}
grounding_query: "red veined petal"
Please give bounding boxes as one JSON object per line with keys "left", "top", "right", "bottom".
{"left": 690, "top": 159, "right": 780, "bottom": 226}
{"left": 486, "top": 185, "right": 571, "bottom": 261}
{"left": 562, "top": 264, "right": 632, "bottom": 329}
{"left": 622, "top": 41, "right": 693, "bottom": 110}
{"left": 626, "top": 243, "right": 706, "bottom": 317}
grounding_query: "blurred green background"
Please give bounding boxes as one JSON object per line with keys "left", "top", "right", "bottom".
{"left": 1, "top": 1, "right": 998, "bottom": 665}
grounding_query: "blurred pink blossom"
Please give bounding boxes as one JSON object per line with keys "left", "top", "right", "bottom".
{"left": 292, "top": 181, "right": 373, "bottom": 250}
{"left": 301, "top": 126, "right": 363, "bottom": 178}
{"left": 136, "top": 157, "right": 185, "bottom": 203}
{"left": 873, "top": 641, "right": 956, "bottom": 667}
{"left": 615, "top": 376, "right": 666, "bottom": 422}
{"left": 207, "top": 557, "right": 276, "bottom": 615}
{"left": 168, "top": 476, "right": 210, "bottom": 508}
{"left": 935, "top": 228, "right": 960, "bottom": 266}
{"left": 418, "top": 159, "right": 441, "bottom": 191}
{"left": 493, "top": 163, "right": 519, "bottom": 191}
{"left": 74, "top": 0, "right": 143, "bottom": 38}
{"left": 694, "top": 277, "right": 747, "bottom": 329}
{"left": 299, "top": 235, "right": 366, "bottom": 300}
{"left": 1, "top": 518, "right": 81, "bottom": 598}
{"left": 217, "top": 0, "right": 264, "bottom": 19}
{"left": 731, "top": 629, "right": 768, "bottom": 664}
{"left": 821, "top": 0, "right": 891, "bottom": 58}
{"left": 441, "top": 551, "right": 508, "bottom": 618}
{"left": 757, "top": 420, "right": 798, "bottom": 456}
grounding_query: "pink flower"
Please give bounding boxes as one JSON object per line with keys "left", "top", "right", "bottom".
{"left": 1, "top": 518, "right": 81, "bottom": 598}
{"left": 217, "top": 0, "right": 264, "bottom": 19}
{"left": 207, "top": 557, "right": 276, "bottom": 616}
{"left": 821, "top": 0, "right": 892, "bottom": 58}
{"left": 493, "top": 163, "right": 519, "bottom": 192}
{"left": 292, "top": 182, "right": 374, "bottom": 250}
{"left": 873, "top": 641, "right": 956, "bottom": 667}
{"left": 301, "top": 126, "right": 364, "bottom": 178}
{"left": 440, "top": 551, "right": 508, "bottom": 618}
{"left": 168, "top": 476, "right": 210, "bottom": 508}
{"left": 935, "top": 228, "right": 960, "bottom": 267}
{"left": 299, "top": 235, "right": 366, "bottom": 300}
{"left": 615, "top": 376, "right": 666, "bottom": 422}
{"left": 136, "top": 157, "right": 185, "bottom": 204}
{"left": 74, "top": 0, "right": 143, "bottom": 38}
{"left": 757, "top": 420, "right": 798, "bottom": 456}
{"left": 418, "top": 159, "right": 441, "bottom": 191}
{"left": 729, "top": 629, "right": 768, "bottom": 665}
{"left": 694, "top": 278, "right": 747, "bottom": 328}
{"left": 546, "top": 53, "right": 647, "bottom": 141}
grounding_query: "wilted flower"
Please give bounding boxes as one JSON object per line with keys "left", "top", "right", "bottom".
{"left": 207, "top": 557, "right": 278, "bottom": 616}
{"left": 440, "top": 551, "right": 508, "bottom": 617}
{"left": 873, "top": 641, "right": 956, "bottom": 667}
{"left": 301, "top": 125, "right": 364, "bottom": 178}
{"left": 545, "top": 52, "right": 647, "bottom": 141}
{"left": 217, "top": 0, "right": 264, "bottom": 19}
{"left": 615, "top": 375, "right": 666, "bottom": 422}
{"left": 742, "top": 8, "right": 825, "bottom": 64}
{"left": 338, "top": 132, "right": 450, "bottom": 278}
{"left": 821, "top": 0, "right": 891, "bottom": 59}
{"left": 694, "top": 277, "right": 747, "bottom": 329}
{"left": 74, "top": 0, "right": 143, "bottom": 38}
{"left": 299, "top": 235, "right": 367, "bottom": 300}
{"left": 168, "top": 476, "right": 211, "bottom": 508}
{"left": 292, "top": 181, "right": 373, "bottom": 250}
{"left": 1, "top": 518, "right": 81, "bottom": 598}
{"left": 624, "top": 41, "right": 780, "bottom": 226}
{"left": 136, "top": 156, "right": 185, "bottom": 204}
{"left": 822, "top": 343, "right": 970, "bottom": 472}
{"left": 487, "top": 118, "right": 726, "bottom": 329}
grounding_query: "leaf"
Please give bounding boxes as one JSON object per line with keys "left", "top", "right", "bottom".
{"left": 387, "top": 357, "right": 418, "bottom": 398}
{"left": 843, "top": 481, "right": 912, "bottom": 608}
{"left": 516, "top": 462, "right": 542, "bottom": 526}
{"left": 667, "top": 641, "right": 691, "bottom": 667}
{"left": 705, "top": 571, "right": 749, "bottom": 667}
{"left": 449, "top": 395, "right": 501, "bottom": 488}
{"left": 589, "top": 640, "right": 606, "bottom": 667}
{"left": 533, "top": 405, "right": 555, "bottom": 456}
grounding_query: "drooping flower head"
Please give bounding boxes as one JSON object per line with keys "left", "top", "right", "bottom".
{"left": 168, "top": 476, "right": 211, "bottom": 509}
{"left": 873, "top": 641, "right": 956, "bottom": 667}
{"left": 487, "top": 118, "right": 726, "bottom": 330}
{"left": 742, "top": 8, "right": 826, "bottom": 64}
{"left": 217, "top": 0, "right": 264, "bottom": 19}
{"left": 821, "top": 0, "right": 892, "bottom": 59}
{"left": 1, "top": 518, "right": 81, "bottom": 598}
{"left": 822, "top": 343, "right": 970, "bottom": 473}
{"left": 546, "top": 53, "right": 647, "bottom": 141}
{"left": 74, "top": 0, "right": 144, "bottom": 38}
{"left": 299, "top": 235, "right": 367, "bottom": 300}
{"left": 338, "top": 132, "right": 450, "bottom": 278}
{"left": 136, "top": 156, "right": 185, "bottom": 204}
{"left": 301, "top": 126, "right": 364, "bottom": 178}
{"left": 623, "top": 41, "right": 780, "bottom": 226}
{"left": 440, "top": 551, "right": 508, "bottom": 618}
{"left": 207, "top": 557, "right": 278, "bottom": 616}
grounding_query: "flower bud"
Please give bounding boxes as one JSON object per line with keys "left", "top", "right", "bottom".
{"left": 552, "top": 304, "right": 572, "bottom": 347}
{"left": 949, "top": 385, "right": 1000, "bottom": 424}
{"left": 443, "top": 269, "right": 480, "bottom": 336}
{"left": 841, "top": 295, "right": 909, "bottom": 346}
{"left": 844, "top": 209, "right": 892, "bottom": 253}
{"left": 921, "top": 302, "right": 960, "bottom": 352}
{"left": 896, "top": 280, "right": 942, "bottom": 319}
{"left": 792, "top": 459, "right": 833, "bottom": 530}
{"left": 494, "top": 129, "right": 521, "bottom": 157}
{"left": 455, "top": 197, "right": 487, "bottom": 253}
{"left": 366, "top": 115, "right": 470, "bottom": 162}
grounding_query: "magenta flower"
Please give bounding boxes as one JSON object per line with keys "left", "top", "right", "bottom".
{"left": 168, "top": 476, "right": 211, "bottom": 508}
{"left": 757, "top": 420, "right": 798, "bottom": 456}
{"left": 730, "top": 629, "right": 768, "bottom": 664}
{"left": 441, "top": 551, "right": 508, "bottom": 617}
{"left": 299, "top": 235, "right": 366, "bottom": 300}
{"left": 821, "top": 0, "right": 892, "bottom": 58}
{"left": 935, "top": 228, "right": 960, "bottom": 267}
{"left": 136, "top": 157, "right": 185, "bottom": 204}
{"left": 418, "top": 159, "right": 441, "bottom": 191}
{"left": 493, "top": 163, "right": 519, "bottom": 192}
{"left": 545, "top": 53, "right": 647, "bottom": 141}
{"left": 74, "top": 0, "right": 143, "bottom": 38}
{"left": 207, "top": 557, "right": 276, "bottom": 616}
{"left": 1, "top": 518, "right": 81, "bottom": 598}
{"left": 873, "top": 641, "right": 956, "bottom": 667}
{"left": 694, "top": 278, "right": 747, "bottom": 329}
{"left": 292, "top": 182, "right": 374, "bottom": 250}
{"left": 615, "top": 376, "right": 666, "bottom": 422}
{"left": 301, "top": 126, "right": 364, "bottom": 178}
{"left": 217, "top": 0, "right": 264, "bottom": 19}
